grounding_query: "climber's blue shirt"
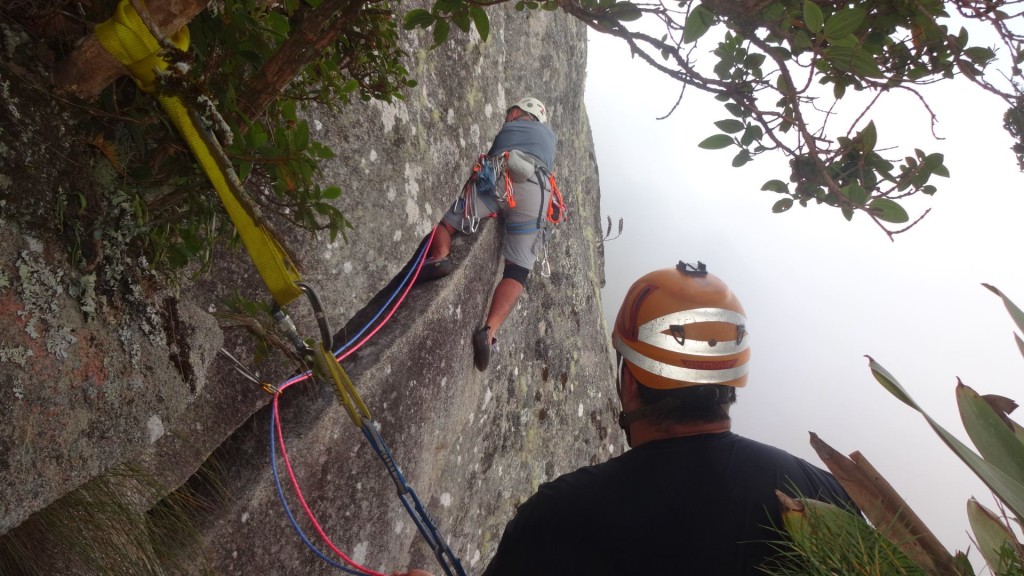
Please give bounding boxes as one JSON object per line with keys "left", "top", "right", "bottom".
{"left": 488, "top": 120, "right": 557, "bottom": 171}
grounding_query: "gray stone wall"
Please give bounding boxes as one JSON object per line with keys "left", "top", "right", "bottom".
{"left": 0, "top": 3, "right": 620, "bottom": 573}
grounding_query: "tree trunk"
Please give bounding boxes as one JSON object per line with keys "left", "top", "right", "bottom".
{"left": 234, "top": 0, "right": 364, "bottom": 123}
{"left": 52, "top": 0, "right": 208, "bottom": 101}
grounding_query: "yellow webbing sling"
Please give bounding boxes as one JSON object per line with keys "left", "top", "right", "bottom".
{"left": 94, "top": 0, "right": 303, "bottom": 307}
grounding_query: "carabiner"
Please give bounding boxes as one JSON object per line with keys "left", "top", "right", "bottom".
{"left": 296, "top": 281, "right": 334, "bottom": 350}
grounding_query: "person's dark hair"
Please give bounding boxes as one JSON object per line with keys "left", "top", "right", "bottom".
{"left": 636, "top": 382, "right": 736, "bottom": 424}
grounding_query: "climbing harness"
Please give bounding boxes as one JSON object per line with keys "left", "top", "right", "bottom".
{"left": 94, "top": 2, "right": 466, "bottom": 574}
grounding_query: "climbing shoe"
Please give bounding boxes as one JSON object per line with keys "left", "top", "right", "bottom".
{"left": 473, "top": 326, "right": 496, "bottom": 372}
{"left": 415, "top": 256, "right": 453, "bottom": 285}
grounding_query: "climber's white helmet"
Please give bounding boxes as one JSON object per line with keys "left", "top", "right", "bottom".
{"left": 509, "top": 97, "right": 548, "bottom": 124}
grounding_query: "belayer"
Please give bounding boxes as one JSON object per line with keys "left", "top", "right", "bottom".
{"left": 396, "top": 261, "right": 858, "bottom": 575}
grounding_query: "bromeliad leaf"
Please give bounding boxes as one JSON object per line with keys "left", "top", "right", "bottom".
{"left": 967, "top": 498, "right": 1021, "bottom": 575}
{"left": 869, "top": 356, "right": 1024, "bottom": 519}
{"left": 982, "top": 284, "right": 1024, "bottom": 336}
{"left": 957, "top": 381, "right": 1024, "bottom": 484}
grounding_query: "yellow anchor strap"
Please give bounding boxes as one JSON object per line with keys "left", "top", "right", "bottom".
{"left": 314, "top": 344, "right": 373, "bottom": 427}
{"left": 94, "top": 0, "right": 302, "bottom": 306}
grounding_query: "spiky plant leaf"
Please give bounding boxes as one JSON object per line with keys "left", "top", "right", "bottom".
{"left": 868, "top": 356, "right": 1024, "bottom": 519}
{"left": 984, "top": 284, "right": 1024, "bottom": 336}
{"left": 967, "top": 498, "right": 1024, "bottom": 574}
{"left": 959, "top": 382, "right": 1024, "bottom": 483}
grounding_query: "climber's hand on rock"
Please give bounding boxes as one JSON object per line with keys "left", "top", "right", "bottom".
{"left": 391, "top": 570, "right": 434, "bottom": 576}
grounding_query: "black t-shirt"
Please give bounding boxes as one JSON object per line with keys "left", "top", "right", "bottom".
{"left": 482, "top": 431, "right": 857, "bottom": 575}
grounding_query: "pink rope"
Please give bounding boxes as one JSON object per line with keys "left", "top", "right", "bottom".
{"left": 273, "top": 227, "right": 435, "bottom": 573}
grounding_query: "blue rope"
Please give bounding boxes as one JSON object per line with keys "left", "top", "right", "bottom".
{"left": 333, "top": 237, "right": 430, "bottom": 356}
{"left": 270, "top": 399, "right": 365, "bottom": 575}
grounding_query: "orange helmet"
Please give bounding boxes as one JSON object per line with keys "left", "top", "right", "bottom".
{"left": 612, "top": 262, "right": 750, "bottom": 390}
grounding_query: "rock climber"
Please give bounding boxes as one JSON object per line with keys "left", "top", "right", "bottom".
{"left": 419, "top": 96, "right": 558, "bottom": 372}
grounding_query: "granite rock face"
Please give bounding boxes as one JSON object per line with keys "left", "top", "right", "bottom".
{"left": 0, "top": 4, "right": 620, "bottom": 573}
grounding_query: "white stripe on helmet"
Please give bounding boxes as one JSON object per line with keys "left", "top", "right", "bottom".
{"left": 637, "top": 308, "right": 748, "bottom": 357}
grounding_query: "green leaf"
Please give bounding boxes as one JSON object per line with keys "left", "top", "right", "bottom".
{"left": 609, "top": 1, "right": 643, "bottom": 22}
{"left": 432, "top": 19, "right": 450, "bottom": 46}
{"left": 403, "top": 8, "right": 435, "bottom": 29}
{"left": 827, "top": 34, "right": 857, "bottom": 48}
{"left": 740, "top": 124, "right": 762, "bottom": 147}
{"left": 282, "top": 100, "right": 297, "bottom": 123}
{"left": 293, "top": 121, "right": 310, "bottom": 151}
{"left": 682, "top": 5, "right": 714, "bottom": 44}
{"left": 743, "top": 53, "right": 766, "bottom": 69}
{"left": 264, "top": 12, "right": 291, "bottom": 37}
{"left": 763, "top": 2, "right": 785, "bottom": 21}
{"left": 802, "top": 0, "right": 824, "bottom": 34}
{"left": 859, "top": 121, "right": 877, "bottom": 152}
{"left": 761, "top": 179, "right": 789, "bottom": 194}
{"left": 823, "top": 7, "right": 865, "bottom": 41}
{"left": 732, "top": 150, "right": 751, "bottom": 167}
{"left": 772, "top": 198, "right": 793, "bottom": 213}
{"left": 869, "top": 356, "right": 1024, "bottom": 519}
{"left": 698, "top": 134, "right": 733, "bottom": 149}
{"left": 967, "top": 499, "right": 1019, "bottom": 575}
{"left": 776, "top": 74, "right": 789, "bottom": 93}
{"left": 469, "top": 6, "right": 489, "bottom": 40}
{"left": 852, "top": 48, "right": 884, "bottom": 77}
{"left": 714, "top": 119, "right": 745, "bottom": 134}
{"left": 958, "top": 382, "right": 1024, "bottom": 484}
{"left": 983, "top": 284, "right": 1024, "bottom": 336}
{"left": 841, "top": 206, "right": 854, "bottom": 221}
{"left": 839, "top": 183, "right": 867, "bottom": 205}
{"left": 724, "top": 103, "right": 744, "bottom": 117}
{"left": 869, "top": 198, "right": 909, "bottom": 223}
{"left": 340, "top": 79, "right": 359, "bottom": 94}
{"left": 238, "top": 160, "right": 253, "bottom": 181}
{"left": 452, "top": 10, "right": 471, "bottom": 33}
{"left": 965, "top": 46, "right": 996, "bottom": 64}
{"left": 322, "top": 186, "right": 342, "bottom": 200}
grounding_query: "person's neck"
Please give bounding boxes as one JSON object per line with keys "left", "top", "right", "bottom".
{"left": 629, "top": 419, "right": 731, "bottom": 448}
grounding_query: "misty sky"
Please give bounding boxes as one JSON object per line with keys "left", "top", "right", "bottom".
{"left": 584, "top": 25, "right": 1024, "bottom": 563}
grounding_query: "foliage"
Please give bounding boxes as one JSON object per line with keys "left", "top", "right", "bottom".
{"left": 407, "top": 0, "right": 1024, "bottom": 237}
{"left": 85, "top": 0, "right": 421, "bottom": 274}
{"left": 0, "top": 464, "right": 223, "bottom": 575}
{"left": 767, "top": 494, "right": 929, "bottom": 576}
{"left": 761, "top": 287, "right": 1024, "bottom": 576}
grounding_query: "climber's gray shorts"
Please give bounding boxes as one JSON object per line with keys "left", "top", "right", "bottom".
{"left": 443, "top": 176, "right": 550, "bottom": 270}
